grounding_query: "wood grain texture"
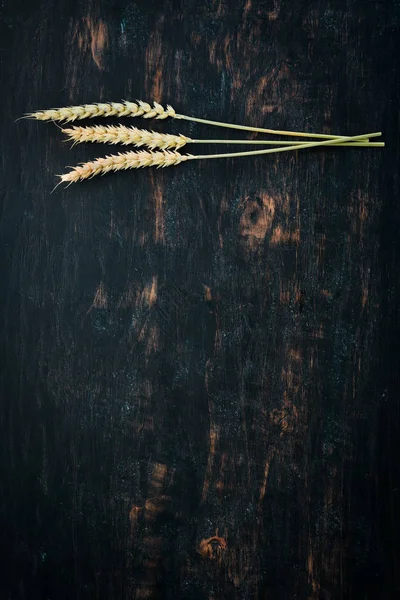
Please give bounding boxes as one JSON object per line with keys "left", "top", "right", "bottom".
{"left": 1, "top": 1, "right": 399, "bottom": 599}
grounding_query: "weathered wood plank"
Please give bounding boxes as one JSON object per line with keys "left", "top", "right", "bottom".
{"left": 0, "top": 0, "right": 399, "bottom": 598}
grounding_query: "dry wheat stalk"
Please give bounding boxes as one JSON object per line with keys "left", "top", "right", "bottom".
{"left": 59, "top": 150, "right": 193, "bottom": 183}
{"left": 58, "top": 132, "right": 381, "bottom": 185}
{"left": 26, "top": 100, "right": 354, "bottom": 141}
{"left": 62, "top": 124, "right": 384, "bottom": 149}
{"left": 62, "top": 125, "right": 190, "bottom": 149}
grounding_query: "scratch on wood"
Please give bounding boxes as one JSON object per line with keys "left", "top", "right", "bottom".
{"left": 148, "top": 172, "right": 165, "bottom": 243}
{"left": 148, "top": 276, "right": 158, "bottom": 308}
{"left": 145, "top": 17, "right": 165, "bottom": 101}
{"left": 258, "top": 449, "right": 275, "bottom": 511}
{"left": 270, "top": 225, "right": 300, "bottom": 246}
{"left": 313, "top": 323, "right": 325, "bottom": 339}
{"left": 201, "top": 424, "right": 219, "bottom": 502}
{"left": 216, "top": 0, "right": 227, "bottom": 17}
{"left": 243, "top": 0, "right": 252, "bottom": 16}
{"left": 307, "top": 538, "right": 321, "bottom": 599}
{"left": 117, "top": 283, "right": 136, "bottom": 309}
{"left": 361, "top": 283, "right": 369, "bottom": 309}
{"left": 87, "top": 18, "right": 108, "bottom": 70}
{"left": 149, "top": 461, "right": 168, "bottom": 495}
{"left": 145, "top": 325, "right": 160, "bottom": 356}
{"left": 316, "top": 232, "right": 326, "bottom": 267}
{"left": 86, "top": 281, "right": 107, "bottom": 314}
{"left": 223, "top": 35, "right": 233, "bottom": 72}
{"left": 279, "top": 279, "right": 301, "bottom": 305}
{"left": 267, "top": 7, "right": 279, "bottom": 21}
{"left": 191, "top": 32, "right": 201, "bottom": 48}
{"left": 203, "top": 285, "right": 212, "bottom": 302}
{"left": 214, "top": 309, "right": 222, "bottom": 350}
{"left": 215, "top": 452, "right": 229, "bottom": 496}
{"left": 136, "top": 276, "right": 158, "bottom": 309}
{"left": 129, "top": 505, "right": 142, "bottom": 538}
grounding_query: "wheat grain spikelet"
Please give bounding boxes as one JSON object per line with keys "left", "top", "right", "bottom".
{"left": 62, "top": 125, "right": 190, "bottom": 149}
{"left": 26, "top": 101, "right": 176, "bottom": 122}
{"left": 59, "top": 150, "right": 193, "bottom": 183}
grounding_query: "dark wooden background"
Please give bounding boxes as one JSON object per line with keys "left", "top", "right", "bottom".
{"left": 1, "top": 1, "right": 399, "bottom": 598}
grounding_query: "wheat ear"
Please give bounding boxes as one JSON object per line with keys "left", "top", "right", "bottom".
{"left": 61, "top": 125, "right": 385, "bottom": 150}
{"left": 62, "top": 125, "right": 384, "bottom": 149}
{"left": 26, "top": 101, "right": 176, "bottom": 123}
{"left": 59, "top": 150, "right": 193, "bottom": 183}
{"left": 58, "top": 132, "right": 380, "bottom": 185}
{"left": 62, "top": 125, "right": 190, "bottom": 149}
{"left": 25, "top": 99, "right": 361, "bottom": 141}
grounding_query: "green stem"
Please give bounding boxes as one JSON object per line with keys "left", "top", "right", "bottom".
{"left": 191, "top": 139, "right": 384, "bottom": 147}
{"left": 190, "top": 132, "right": 382, "bottom": 160}
{"left": 177, "top": 113, "right": 367, "bottom": 141}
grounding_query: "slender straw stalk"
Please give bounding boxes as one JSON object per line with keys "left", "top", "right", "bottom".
{"left": 62, "top": 125, "right": 384, "bottom": 149}
{"left": 25, "top": 100, "right": 362, "bottom": 141}
{"left": 192, "top": 132, "right": 382, "bottom": 159}
{"left": 191, "top": 140, "right": 384, "bottom": 147}
{"left": 176, "top": 113, "right": 346, "bottom": 140}
{"left": 58, "top": 132, "right": 381, "bottom": 185}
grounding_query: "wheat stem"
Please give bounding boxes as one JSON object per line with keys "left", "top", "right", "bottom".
{"left": 25, "top": 100, "right": 365, "bottom": 141}
{"left": 192, "top": 132, "right": 381, "bottom": 159}
{"left": 176, "top": 113, "right": 349, "bottom": 140}
{"left": 192, "top": 139, "right": 383, "bottom": 147}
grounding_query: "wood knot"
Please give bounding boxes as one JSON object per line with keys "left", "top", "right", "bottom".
{"left": 270, "top": 402, "right": 298, "bottom": 435}
{"left": 240, "top": 194, "right": 275, "bottom": 247}
{"left": 198, "top": 536, "right": 227, "bottom": 562}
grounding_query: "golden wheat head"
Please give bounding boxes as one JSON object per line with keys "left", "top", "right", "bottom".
{"left": 58, "top": 150, "right": 193, "bottom": 184}
{"left": 25, "top": 101, "right": 176, "bottom": 122}
{"left": 62, "top": 125, "right": 190, "bottom": 150}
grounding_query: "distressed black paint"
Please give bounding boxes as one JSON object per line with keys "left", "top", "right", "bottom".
{"left": 0, "top": 0, "right": 399, "bottom": 598}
